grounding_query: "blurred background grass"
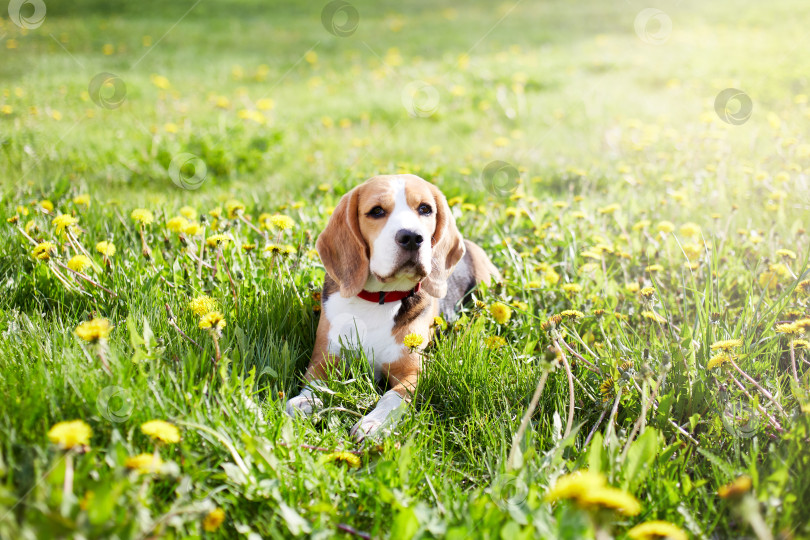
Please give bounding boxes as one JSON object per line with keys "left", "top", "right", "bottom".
{"left": 3, "top": 2, "right": 810, "bottom": 537}
{"left": 2, "top": 0, "right": 809, "bottom": 206}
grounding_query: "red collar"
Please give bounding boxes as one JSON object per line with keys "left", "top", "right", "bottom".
{"left": 357, "top": 282, "right": 421, "bottom": 304}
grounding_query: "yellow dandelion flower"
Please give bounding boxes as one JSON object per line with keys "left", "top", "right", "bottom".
{"left": 188, "top": 295, "right": 216, "bottom": 317}
{"left": 264, "top": 244, "right": 295, "bottom": 256}
{"left": 96, "top": 241, "right": 116, "bottom": 256}
{"left": 184, "top": 223, "right": 203, "bottom": 236}
{"left": 125, "top": 453, "right": 164, "bottom": 474}
{"left": 582, "top": 250, "right": 603, "bottom": 261}
{"left": 770, "top": 263, "right": 791, "bottom": 278}
{"left": 484, "top": 335, "right": 507, "bottom": 349}
{"left": 130, "top": 208, "right": 154, "bottom": 225}
{"left": 67, "top": 255, "right": 92, "bottom": 272}
{"left": 795, "top": 318, "right": 810, "bottom": 332}
{"left": 225, "top": 199, "right": 245, "bottom": 218}
{"left": 559, "top": 310, "right": 584, "bottom": 320}
{"left": 718, "top": 475, "right": 752, "bottom": 499}
{"left": 403, "top": 333, "right": 424, "bottom": 349}
{"left": 599, "top": 378, "right": 615, "bottom": 403}
{"left": 579, "top": 486, "right": 641, "bottom": 515}
{"left": 562, "top": 283, "right": 582, "bottom": 294}
{"left": 150, "top": 73, "right": 171, "bottom": 89}
{"left": 632, "top": 220, "right": 651, "bottom": 231}
{"left": 758, "top": 271, "right": 778, "bottom": 290}
{"left": 782, "top": 308, "right": 802, "bottom": 320}
{"left": 544, "top": 470, "right": 606, "bottom": 503}
{"left": 641, "top": 311, "right": 667, "bottom": 324}
{"left": 707, "top": 353, "right": 733, "bottom": 370}
{"left": 512, "top": 300, "right": 529, "bottom": 311}
{"left": 776, "top": 322, "right": 800, "bottom": 334}
{"left": 710, "top": 339, "right": 742, "bottom": 351}
{"left": 141, "top": 420, "right": 181, "bottom": 444}
{"left": 39, "top": 200, "right": 54, "bottom": 213}
{"left": 206, "top": 234, "right": 232, "bottom": 248}
{"left": 682, "top": 243, "right": 702, "bottom": 262}
{"left": 541, "top": 314, "right": 563, "bottom": 331}
{"left": 626, "top": 283, "right": 640, "bottom": 293}
{"left": 323, "top": 451, "right": 361, "bottom": 468}
{"left": 179, "top": 206, "right": 197, "bottom": 219}
{"left": 796, "top": 279, "right": 810, "bottom": 295}
{"left": 257, "top": 98, "right": 275, "bottom": 111}
{"left": 166, "top": 216, "right": 189, "bottom": 233}
{"left": 47, "top": 420, "right": 92, "bottom": 450}
{"left": 542, "top": 267, "right": 560, "bottom": 286}
{"left": 656, "top": 221, "right": 675, "bottom": 234}
{"left": 31, "top": 242, "right": 56, "bottom": 260}
{"left": 75, "top": 318, "right": 111, "bottom": 342}
{"left": 627, "top": 521, "right": 688, "bottom": 540}
{"left": 73, "top": 194, "right": 90, "bottom": 206}
{"left": 776, "top": 249, "right": 797, "bottom": 260}
{"left": 199, "top": 311, "right": 227, "bottom": 332}
{"left": 790, "top": 339, "right": 810, "bottom": 349}
{"left": 489, "top": 302, "right": 512, "bottom": 324}
{"left": 640, "top": 286, "right": 655, "bottom": 298}
{"left": 597, "top": 203, "right": 620, "bottom": 215}
{"left": 645, "top": 264, "right": 664, "bottom": 273}
{"left": 433, "top": 316, "right": 447, "bottom": 331}
{"left": 679, "top": 222, "right": 701, "bottom": 238}
{"left": 203, "top": 508, "right": 226, "bottom": 532}
{"left": 270, "top": 214, "right": 295, "bottom": 231}
{"left": 52, "top": 213, "right": 79, "bottom": 234}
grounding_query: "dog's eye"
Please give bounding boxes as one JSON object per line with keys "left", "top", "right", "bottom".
{"left": 367, "top": 206, "right": 386, "bottom": 218}
{"left": 418, "top": 203, "right": 432, "bottom": 216}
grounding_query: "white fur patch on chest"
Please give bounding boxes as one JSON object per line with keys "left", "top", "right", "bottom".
{"left": 324, "top": 295, "right": 405, "bottom": 369}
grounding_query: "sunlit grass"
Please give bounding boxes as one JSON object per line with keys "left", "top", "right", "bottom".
{"left": 2, "top": 0, "right": 810, "bottom": 537}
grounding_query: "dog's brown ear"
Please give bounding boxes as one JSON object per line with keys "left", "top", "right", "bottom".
{"left": 316, "top": 187, "right": 369, "bottom": 297}
{"left": 422, "top": 184, "right": 465, "bottom": 298}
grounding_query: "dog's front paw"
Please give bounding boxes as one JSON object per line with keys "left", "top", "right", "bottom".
{"left": 285, "top": 393, "right": 323, "bottom": 418}
{"left": 350, "top": 416, "right": 383, "bottom": 441}
{"left": 350, "top": 390, "right": 406, "bottom": 441}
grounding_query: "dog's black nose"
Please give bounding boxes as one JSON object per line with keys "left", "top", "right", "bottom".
{"left": 395, "top": 229, "right": 423, "bottom": 251}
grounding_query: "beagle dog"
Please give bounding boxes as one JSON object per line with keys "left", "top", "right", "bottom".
{"left": 286, "top": 174, "right": 499, "bottom": 440}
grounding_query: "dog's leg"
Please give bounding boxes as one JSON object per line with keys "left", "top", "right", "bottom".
{"left": 285, "top": 315, "right": 337, "bottom": 418}
{"left": 350, "top": 355, "right": 419, "bottom": 440}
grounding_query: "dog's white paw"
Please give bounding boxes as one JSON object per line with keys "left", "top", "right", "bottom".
{"left": 350, "top": 390, "right": 406, "bottom": 441}
{"left": 285, "top": 393, "right": 323, "bottom": 418}
{"left": 350, "top": 417, "right": 384, "bottom": 441}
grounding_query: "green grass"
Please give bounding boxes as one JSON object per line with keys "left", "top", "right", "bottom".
{"left": 2, "top": 0, "right": 810, "bottom": 537}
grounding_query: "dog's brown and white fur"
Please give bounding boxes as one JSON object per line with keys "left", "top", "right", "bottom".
{"left": 286, "top": 174, "right": 499, "bottom": 439}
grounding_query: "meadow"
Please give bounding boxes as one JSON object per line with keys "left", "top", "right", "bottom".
{"left": 1, "top": 0, "right": 810, "bottom": 537}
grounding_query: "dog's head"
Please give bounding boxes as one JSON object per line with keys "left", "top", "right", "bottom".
{"left": 316, "top": 174, "right": 465, "bottom": 298}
